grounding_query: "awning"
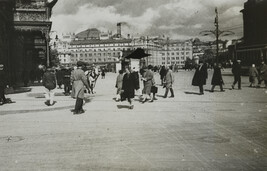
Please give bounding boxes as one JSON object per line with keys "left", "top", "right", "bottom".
{"left": 124, "top": 48, "right": 151, "bottom": 59}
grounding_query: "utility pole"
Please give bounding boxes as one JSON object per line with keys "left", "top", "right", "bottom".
{"left": 200, "top": 7, "right": 234, "bottom": 63}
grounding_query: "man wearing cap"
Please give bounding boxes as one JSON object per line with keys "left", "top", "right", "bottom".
{"left": 231, "top": 60, "right": 242, "bottom": 90}
{"left": 71, "top": 61, "right": 90, "bottom": 114}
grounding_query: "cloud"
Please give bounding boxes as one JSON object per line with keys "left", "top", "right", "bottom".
{"left": 51, "top": 0, "right": 246, "bottom": 40}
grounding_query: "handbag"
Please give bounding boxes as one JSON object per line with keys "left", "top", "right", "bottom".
{"left": 151, "top": 86, "right": 158, "bottom": 94}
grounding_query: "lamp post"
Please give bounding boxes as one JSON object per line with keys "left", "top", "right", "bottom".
{"left": 200, "top": 7, "right": 234, "bottom": 63}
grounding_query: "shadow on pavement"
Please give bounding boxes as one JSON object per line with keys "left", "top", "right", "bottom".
{"left": 117, "top": 105, "right": 130, "bottom": 109}
{"left": 5, "top": 87, "right": 32, "bottom": 94}
{"left": 184, "top": 91, "right": 201, "bottom": 95}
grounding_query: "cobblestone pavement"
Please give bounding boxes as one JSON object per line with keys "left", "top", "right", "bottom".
{"left": 0, "top": 70, "right": 267, "bottom": 170}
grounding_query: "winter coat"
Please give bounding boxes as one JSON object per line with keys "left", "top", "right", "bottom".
{"left": 192, "top": 64, "right": 208, "bottom": 86}
{"left": 42, "top": 71, "right": 57, "bottom": 90}
{"left": 71, "top": 68, "right": 90, "bottom": 99}
{"left": 56, "top": 70, "right": 64, "bottom": 84}
{"left": 211, "top": 66, "right": 224, "bottom": 85}
{"left": 121, "top": 73, "right": 135, "bottom": 100}
{"left": 143, "top": 69, "right": 154, "bottom": 94}
{"left": 164, "top": 69, "right": 174, "bottom": 88}
{"left": 259, "top": 64, "right": 267, "bottom": 81}
{"left": 0, "top": 69, "right": 7, "bottom": 87}
{"left": 232, "top": 63, "right": 242, "bottom": 76}
{"left": 132, "top": 71, "right": 140, "bottom": 90}
{"left": 160, "top": 67, "right": 167, "bottom": 80}
{"left": 249, "top": 67, "right": 258, "bottom": 77}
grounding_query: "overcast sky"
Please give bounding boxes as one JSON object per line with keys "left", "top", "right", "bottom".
{"left": 51, "top": 0, "right": 246, "bottom": 41}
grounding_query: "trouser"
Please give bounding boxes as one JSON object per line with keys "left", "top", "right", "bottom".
{"left": 233, "top": 75, "right": 241, "bottom": 89}
{"left": 211, "top": 84, "right": 223, "bottom": 91}
{"left": 199, "top": 85, "right": 204, "bottom": 94}
{"left": 64, "top": 83, "right": 71, "bottom": 94}
{"left": 75, "top": 98, "right": 83, "bottom": 112}
{"left": 164, "top": 88, "right": 174, "bottom": 97}
{"left": 44, "top": 88, "right": 54, "bottom": 105}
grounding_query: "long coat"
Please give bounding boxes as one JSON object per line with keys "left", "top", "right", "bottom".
{"left": 232, "top": 63, "right": 241, "bottom": 76}
{"left": 116, "top": 74, "right": 124, "bottom": 94}
{"left": 192, "top": 64, "right": 208, "bottom": 86}
{"left": 259, "top": 64, "right": 267, "bottom": 81}
{"left": 211, "top": 66, "right": 224, "bottom": 85}
{"left": 42, "top": 71, "right": 57, "bottom": 90}
{"left": 249, "top": 67, "right": 258, "bottom": 77}
{"left": 121, "top": 73, "right": 135, "bottom": 100}
{"left": 132, "top": 71, "right": 140, "bottom": 90}
{"left": 143, "top": 69, "right": 154, "bottom": 94}
{"left": 165, "top": 69, "right": 174, "bottom": 88}
{"left": 71, "top": 68, "right": 90, "bottom": 99}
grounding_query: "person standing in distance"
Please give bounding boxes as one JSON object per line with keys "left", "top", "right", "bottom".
{"left": 42, "top": 67, "right": 57, "bottom": 106}
{"left": 231, "top": 60, "right": 242, "bottom": 90}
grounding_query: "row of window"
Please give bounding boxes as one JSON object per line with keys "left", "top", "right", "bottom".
{"left": 71, "top": 52, "right": 121, "bottom": 58}
{"left": 162, "top": 52, "right": 191, "bottom": 56}
{"left": 71, "top": 58, "right": 117, "bottom": 62}
{"left": 162, "top": 57, "right": 186, "bottom": 60}
{"left": 70, "top": 47, "right": 131, "bottom": 52}
{"left": 71, "top": 43, "right": 131, "bottom": 48}
{"left": 162, "top": 61, "right": 185, "bottom": 65}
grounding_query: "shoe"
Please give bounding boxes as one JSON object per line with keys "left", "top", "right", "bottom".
{"left": 210, "top": 90, "right": 214, "bottom": 92}
{"left": 238, "top": 88, "right": 242, "bottom": 90}
{"left": 129, "top": 105, "right": 134, "bottom": 109}
{"left": 44, "top": 101, "right": 50, "bottom": 106}
{"left": 199, "top": 92, "right": 204, "bottom": 95}
{"left": 73, "top": 110, "right": 84, "bottom": 115}
{"left": 153, "top": 97, "right": 158, "bottom": 100}
{"left": 169, "top": 96, "right": 174, "bottom": 98}
{"left": 163, "top": 96, "right": 167, "bottom": 98}
{"left": 220, "top": 90, "right": 225, "bottom": 92}
{"left": 149, "top": 100, "right": 153, "bottom": 102}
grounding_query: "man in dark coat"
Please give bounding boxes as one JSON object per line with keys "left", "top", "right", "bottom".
{"left": 192, "top": 62, "right": 208, "bottom": 95}
{"left": 56, "top": 68, "right": 64, "bottom": 89}
{"left": 42, "top": 67, "right": 57, "bottom": 106}
{"left": 163, "top": 66, "right": 175, "bottom": 98}
{"left": 258, "top": 61, "right": 267, "bottom": 88}
{"left": 159, "top": 66, "right": 167, "bottom": 86}
{"left": 0, "top": 64, "right": 7, "bottom": 105}
{"left": 231, "top": 60, "right": 242, "bottom": 90}
{"left": 211, "top": 63, "right": 224, "bottom": 92}
{"left": 63, "top": 67, "right": 72, "bottom": 95}
{"left": 121, "top": 67, "right": 135, "bottom": 109}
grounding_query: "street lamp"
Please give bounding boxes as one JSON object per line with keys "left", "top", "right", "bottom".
{"left": 200, "top": 7, "right": 234, "bottom": 63}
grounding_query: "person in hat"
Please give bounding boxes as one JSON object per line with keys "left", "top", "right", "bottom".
{"left": 231, "top": 60, "right": 242, "bottom": 90}
{"left": 163, "top": 65, "right": 175, "bottom": 98}
{"left": 210, "top": 63, "right": 225, "bottom": 92}
{"left": 71, "top": 61, "right": 90, "bottom": 114}
{"left": 42, "top": 67, "right": 57, "bottom": 106}
{"left": 141, "top": 65, "right": 154, "bottom": 103}
{"left": 249, "top": 64, "right": 258, "bottom": 87}
{"left": 192, "top": 61, "right": 208, "bottom": 95}
{"left": 121, "top": 67, "right": 135, "bottom": 109}
{"left": 257, "top": 61, "right": 267, "bottom": 88}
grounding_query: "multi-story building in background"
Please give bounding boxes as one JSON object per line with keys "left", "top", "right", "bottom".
{"left": 55, "top": 33, "right": 75, "bottom": 64}
{"left": 159, "top": 40, "right": 193, "bottom": 68}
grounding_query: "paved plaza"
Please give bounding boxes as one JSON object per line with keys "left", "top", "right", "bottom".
{"left": 0, "top": 70, "right": 267, "bottom": 171}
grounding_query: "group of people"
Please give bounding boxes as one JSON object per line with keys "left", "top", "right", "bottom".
{"left": 42, "top": 61, "right": 100, "bottom": 114}
{"left": 114, "top": 65, "right": 175, "bottom": 109}
{"left": 191, "top": 60, "right": 267, "bottom": 95}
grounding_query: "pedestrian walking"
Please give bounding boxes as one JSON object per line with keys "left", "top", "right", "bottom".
{"left": 89, "top": 68, "right": 98, "bottom": 94}
{"left": 42, "top": 67, "right": 57, "bottom": 106}
{"left": 0, "top": 64, "right": 7, "bottom": 105}
{"left": 63, "top": 67, "right": 72, "bottom": 95}
{"left": 132, "top": 67, "right": 141, "bottom": 97}
{"left": 56, "top": 68, "right": 64, "bottom": 89}
{"left": 231, "top": 60, "right": 242, "bottom": 90}
{"left": 115, "top": 70, "right": 124, "bottom": 101}
{"left": 257, "top": 61, "right": 267, "bottom": 88}
{"left": 121, "top": 67, "right": 135, "bottom": 109}
{"left": 163, "top": 66, "right": 175, "bottom": 98}
{"left": 210, "top": 63, "right": 225, "bottom": 92}
{"left": 141, "top": 65, "right": 154, "bottom": 103}
{"left": 101, "top": 69, "right": 105, "bottom": 79}
{"left": 159, "top": 66, "right": 167, "bottom": 86}
{"left": 71, "top": 61, "right": 90, "bottom": 115}
{"left": 249, "top": 64, "right": 258, "bottom": 87}
{"left": 192, "top": 62, "right": 208, "bottom": 95}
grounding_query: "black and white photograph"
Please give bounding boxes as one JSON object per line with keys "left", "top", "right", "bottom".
{"left": 0, "top": 0, "right": 267, "bottom": 170}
